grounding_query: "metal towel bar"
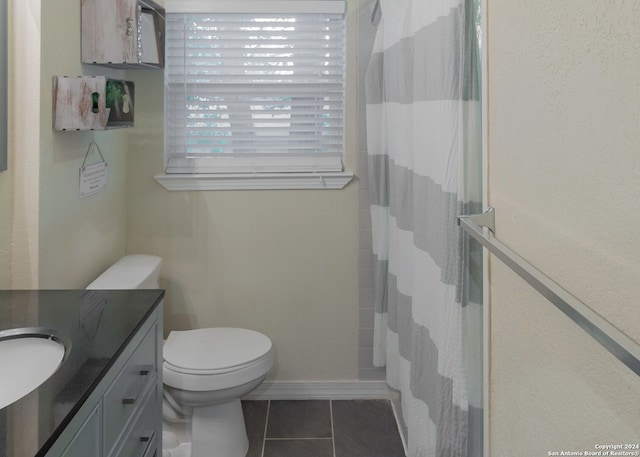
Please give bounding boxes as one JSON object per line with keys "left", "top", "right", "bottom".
{"left": 458, "top": 207, "right": 640, "bottom": 377}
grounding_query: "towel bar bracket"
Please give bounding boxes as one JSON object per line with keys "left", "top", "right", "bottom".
{"left": 458, "top": 206, "right": 495, "bottom": 233}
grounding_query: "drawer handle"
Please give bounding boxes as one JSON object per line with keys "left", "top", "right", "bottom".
{"left": 140, "top": 431, "right": 155, "bottom": 457}
{"left": 122, "top": 365, "right": 153, "bottom": 405}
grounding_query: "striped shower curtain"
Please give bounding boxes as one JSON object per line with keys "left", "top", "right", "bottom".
{"left": 365, "top": 1, "right": 482, "bottom": 456}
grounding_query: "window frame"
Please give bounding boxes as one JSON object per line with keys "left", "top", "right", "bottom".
{"left": 156, "top": 0, "right": 352, "bottom": 190}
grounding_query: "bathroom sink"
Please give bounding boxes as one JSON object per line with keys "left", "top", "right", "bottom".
{"left": 0, "top": 328, "right": 69, "bottom": 409}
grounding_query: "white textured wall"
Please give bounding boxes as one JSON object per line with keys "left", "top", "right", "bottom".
{"left": 35, "top": 0, "right": 130, "bottom": 288}
{"left": 0, "top": 0, "right": 15, "bottom": 288}
{"left": 125, "top": 4, "right": 361, "bottom": 381}
{"left": 0, "top": 0, "right": 131, "bottom": 289}
{"left": 0, "top": 167, "right": 10, "bottom": 288}
{"left": 4, "top": 0, "right": 41, "bottom": 288}
{"left": 488, "top": 1, "right": 640, "bottom": 454}
{"left": 2, "top": 0, "right": 360, "bottom": 382}
{"left": 0, "top": 51, "right": 12, "bottom": 288}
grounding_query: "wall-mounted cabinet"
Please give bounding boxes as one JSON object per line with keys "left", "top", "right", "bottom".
{"left": 81, "top": 0, "right": 165, "bottom": 69}
{"left": 53, "top": 76, "right": 135, "bottom": 131}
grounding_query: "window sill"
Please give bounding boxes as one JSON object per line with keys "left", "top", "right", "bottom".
{"left": 154, "top": 172, "right": 354, "bottom": 191}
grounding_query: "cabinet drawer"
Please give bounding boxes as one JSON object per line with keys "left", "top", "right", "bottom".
{"left": 104, "top": 323, "right": 157, "bottom": 455}
{"left": 113, "top": 385, "right": 159, "bottom": 457}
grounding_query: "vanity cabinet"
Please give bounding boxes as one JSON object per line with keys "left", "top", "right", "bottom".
{"left": 103, "top": 323, "right": 158, "bottom": 457}
{"left": 44, "top": 304, "right": 163, "bottom": 457}
{"left": 52, "top": 76, "right": 135, "bottom": 131}
{"left": 59, "top": 404, "right": 101, "bottom": 457}
{"left": 81, "top": 0, "right": 165, "bottom": 68}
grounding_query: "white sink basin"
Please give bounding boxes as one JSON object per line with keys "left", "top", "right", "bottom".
{"left": 0, "top": 329, "right": 68, "bottom": 409}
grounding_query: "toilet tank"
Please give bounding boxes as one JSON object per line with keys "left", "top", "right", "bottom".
{"left": 86, "top": 255, "right": 162, "bottom": 290}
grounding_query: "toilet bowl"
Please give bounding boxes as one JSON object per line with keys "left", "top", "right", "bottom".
{"left": 162, "top": 327, "right": 273, "bottom": 457}
{"left": 87, "top": 255, "right": 274, "bottom": 457}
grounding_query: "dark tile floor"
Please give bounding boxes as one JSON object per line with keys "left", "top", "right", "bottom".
{"left": 241, "top": 399, "right": 406, "bottom": 457}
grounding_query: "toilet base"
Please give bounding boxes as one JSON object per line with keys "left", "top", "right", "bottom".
{"left": 162, "top": 439, "right": 190, "bottom": 457}
{"left": 191, "top": 398, "right": 249, "bottom": 457}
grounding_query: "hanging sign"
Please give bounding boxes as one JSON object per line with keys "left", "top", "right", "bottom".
{"left": 79, "top": 142, "right": 108, "bottom": 198}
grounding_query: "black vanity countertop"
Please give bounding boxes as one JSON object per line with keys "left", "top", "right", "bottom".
{"left": 0, "top": 289, "right": 165, "bottom": 457}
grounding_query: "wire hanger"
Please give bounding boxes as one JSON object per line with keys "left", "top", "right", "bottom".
{"left": 371, "top": 0, "right": 381, "bottom": 25}
{"left": 81, "top": 141, "right": 107, "bottom": 169}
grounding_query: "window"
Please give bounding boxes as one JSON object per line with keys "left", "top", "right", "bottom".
{"left": 160, "top": 0, "right": 350, "bottom": 189}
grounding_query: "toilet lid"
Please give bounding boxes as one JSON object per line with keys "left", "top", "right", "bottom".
{"left": 163, "top": 328, "right": 272, "bottom": 373}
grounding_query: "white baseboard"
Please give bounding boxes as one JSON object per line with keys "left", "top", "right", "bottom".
{"left": 242, "top": 380, "right": 397, "bottom": 401}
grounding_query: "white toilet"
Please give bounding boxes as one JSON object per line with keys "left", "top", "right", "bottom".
{"left": 87, "top": 255, "right": 274, "bottom": 457}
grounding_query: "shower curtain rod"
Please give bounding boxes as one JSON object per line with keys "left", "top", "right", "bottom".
{"left": 459, "top": 207, "right": 640, "bottom": 378}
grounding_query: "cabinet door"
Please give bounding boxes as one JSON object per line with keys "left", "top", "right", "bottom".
{"left": 82, "top": 0, "right": 138, "bottom": 64}
{"left": 60, "top": 403, "right": 101, "bottom": 457}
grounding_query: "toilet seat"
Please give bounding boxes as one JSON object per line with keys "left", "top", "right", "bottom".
{"left": 163, "top": 355, "right": 270, "bottom": 376}
{"left": 163, "top": 328, "right": 274, "bottom": 392}
{"left": 164, "top": 328, "right": 272, "bottom": 373}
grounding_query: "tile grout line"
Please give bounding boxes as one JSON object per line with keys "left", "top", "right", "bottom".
{"left": 329, "top": 400, "right": 337, "bottom": 457}
{"left": 260, "top": 400, "right": 270, "bottom": 457}
{"left": 264, "top": 437, "right": 334, "bottom": 441}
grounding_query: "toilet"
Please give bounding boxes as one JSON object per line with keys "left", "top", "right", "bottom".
{"left": 87, "top": 255, "right": 274, "bottom": 457}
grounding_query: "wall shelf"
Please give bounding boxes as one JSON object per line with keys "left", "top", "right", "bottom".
{"left": 53, "top": 76, "right": 135, "bottom": 131}
{"left": 81, "top": 0, "right": 165, "bottom": 69}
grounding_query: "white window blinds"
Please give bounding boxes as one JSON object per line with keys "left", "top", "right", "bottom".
{"left": 164, "top": 2, "right": 346, "bottom": 174}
